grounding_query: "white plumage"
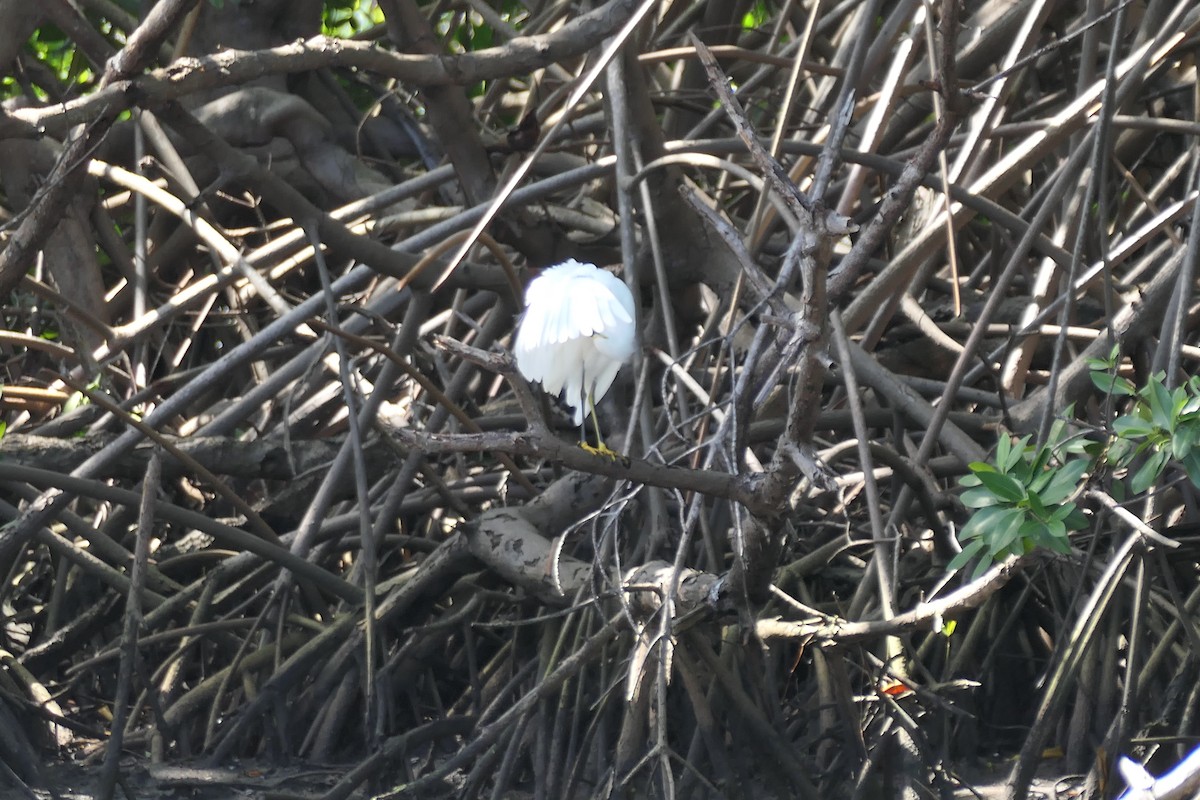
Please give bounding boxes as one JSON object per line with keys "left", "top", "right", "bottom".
{"left": 514, "top": 259, "right": 636, "bottom": 426}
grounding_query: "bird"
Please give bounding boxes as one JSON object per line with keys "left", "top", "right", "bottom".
{"left": 514, "top": 259, "right": 636, "bottom": 456}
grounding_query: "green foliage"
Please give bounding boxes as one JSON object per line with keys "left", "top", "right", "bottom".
{"left": 950, "top": 428, "right": 1089, "bottom": 579}
{"left": 1094, "top": 373, "right": 1200, "bottom": 494}
{"left": 1087, "top": 345, "right": 1200, "bottom": 492}
{"left": 62, "top": 375, "right": 101, "bottom": 418}
{"left": 62, "top": 390, "right": 89, "bottom": 416}
{"left": 952, "top": 357, "right": 1200, "bottom": 578}
{"left": 741, "top": 1, "right": 770, "bottom": 31}
{"left": 9, "top": 26, "right": 94, "bottom": 100}
{"left": 1086, "top": 343, "right": 1136, "bottom": 398}
{"left": 423, "top": 2, "right": 528, "bottom": 98}
{"left": 323, "top": 1, "right": 385, "bottom": 38}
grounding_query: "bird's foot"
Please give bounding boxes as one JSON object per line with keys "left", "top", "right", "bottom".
{"left": 581, "top": 441, "right": 622, "bottom": 460}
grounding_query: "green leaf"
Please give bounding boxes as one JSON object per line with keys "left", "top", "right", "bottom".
{"left": 1044, "top": 516, "right": 1066, "bottom": 542}
{"left": 1085, "top": 344, "right": 1121, "bottom": 371}
{"left": 1004, "top": 436, "right": 1032, "bottom": 473}
{"left": 1055, "top": 428, "right": 1093, "bottom": 458}
{"left": 995, "top": 435, "right": 1012, "bottom": 473}
{"left": 1039, "top": 458, "right": 1089, "bottom": 505}
{"left": 970, "top": 554, "right": 996, "bottom": 581}
{"left": 946, "top": 538, "right": 986, "bottom": 573}
{"left": 1113, "top": 415, "right": 1155, "bottom": 439}
{"left": 1107, "top": 436, "right": 1133, "bottom": 466}
{"left": 1042, "top": 528, "right": 1073, "bottom": 554}
{"left": 1025, "top": 489, "right": 1049, "bottom": 520}
{"left": 1027, "top": 463, "right": 1053, "bottom": 493}
{"left": 1048, "top": 417, "right": 1069, "bottom": 447}
{"left": 1048, "top": 503, "right": 1070, "bottom": 522}
{"left": 1049, "top": 501, "right": 1075, "bottom": 522}
{"left": 1182, "top": 450, "right": 1200, "bottom": 490}
{"left": 1131, "top": 449, "right": 1170, "bottom": 495}
{"left": 961, "top": 505, "right": 1012, "bottom": 541}
{"left": 1148, "top": 377, "right": 1175, "bottom": 431}
{"left": 1172, "top": 423, "right": 1200, "bottom": 460}
{"left": 1173, "top": 386, "right": 1191, "bottom": 418}
{"left": 741, "top": 0, "right": 770, "bottom": 29}
{"left": 1020, "top": 442, "right": 1050, "bottom": 483}
{"left": 961, "top": 487, "right": 999, "bottom": 509}
{"left": 989, "top": 508, "right": 1027, "bottom": 554}
{"left": 1110, "top": 479, "right": 1126, "bottom": 502}
{"left": 62, "top": 391, "right": 89, "bottom": 415}
{"left": 1090, "top": 371, "right": 1136, "bottom": 397}
{"left": 1066, "top": 508, "right": 1088, "bottom": 530}
{"left": 1019, "top": 514, "right": 1045, "bottom": 536}
{"left": 975, "top": 471, "right": 1026, "bottom": 504}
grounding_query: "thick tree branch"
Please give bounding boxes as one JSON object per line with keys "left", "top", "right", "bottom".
{"left": 15, "top": 0, "right": 641, "bottom": 136}
{"left": 387, "top": 424, "right": 770, "bottom": 516}
{"left": 758, "top": 555, "right": 1033, "bottom": 645}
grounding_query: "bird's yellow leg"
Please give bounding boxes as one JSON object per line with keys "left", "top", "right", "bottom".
{"left": 580, "top": 391, "right": 620, "bottom": 459}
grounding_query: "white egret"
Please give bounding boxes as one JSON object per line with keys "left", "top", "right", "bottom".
{"left": 514, "top": 259, "right": 636, "bottom": 456}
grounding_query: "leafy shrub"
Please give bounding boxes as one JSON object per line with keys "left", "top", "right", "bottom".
{"left": 1087, "top": 351, "right": 1200, "bottom": 493}
{"left": 951, "top": 352, "right": 1200, "bottom": 577}
{"left": 950, "top": 429, "right": 1089, "bottom": 579}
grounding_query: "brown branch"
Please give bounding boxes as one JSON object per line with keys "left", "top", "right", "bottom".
{"left": 0, "top": 464, "right": 363, "bottom": 604}
{"left": 0, "top": 433, "right": 346, "bottom": 481}
{"left": 387, "top": 424, "right": 770, "bottom": 516}
{"left": 16, "top": 0, "right": 641, "bottom": 136}
{"left": 372, "top": 615, "right": 625, "bottom": 800}
{"left": 0, "top": 118, "right": 116, "bottom": 298}
{"left": 378, "top": 0, "right": 494, "bottom": 206}
{"left": 102, "top": 0, "right": 197, "bottom": 84}
{"left": 690, "top": 36, "right": 854, "bottom": 514}
{"left": 1007, "top": 250, "right": 1187, "bottom": 432}
{"left": 757, "top": 555, "right": 1033, "bottom": 645}
{"left": 154, "top": 103, "right": 443, "bottom": 285}
{"left": 427, "top": 335, "right": 772, "bottom": 513}
{"left": 826, "top": 1, "right": 963, "bottom": 304}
